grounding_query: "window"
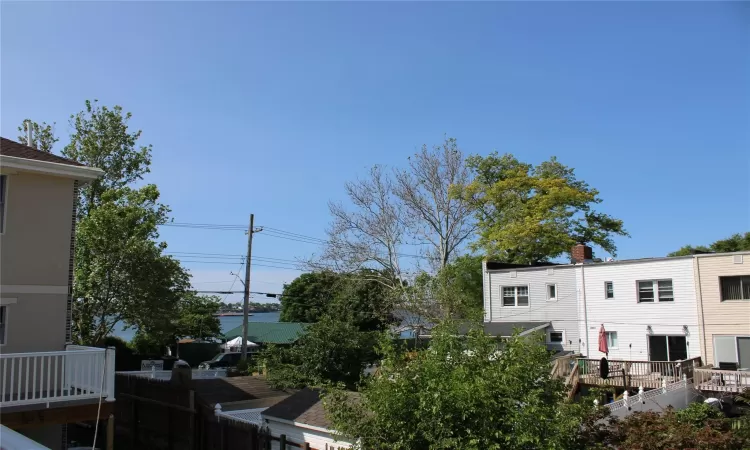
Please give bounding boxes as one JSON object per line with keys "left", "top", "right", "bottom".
{"left": 548, "top": 331, "right": 564, "bottom": 343}
{"left": 605, "top": 281, "right": 614, "bottom": 299}
{"left": 720, "top": 276, "right": 750, "bottom": 301}
{"left": 714, "top": 336, "right": 750, "bottom": 369}
{"left": 605, "top": 331, "right": 618, "bottom": 349}
{"left": 0, "top": 175, "right": 6, "bottom": 233}
{"left": 637, "top": 279, "right": 674, "bottom": 303}
{"left": 0, "top": 306, "right": 6, "bottom": 345}
{"left": 547, "top": 284, "right": 557, "bottom": 302}
{"left": 501, "top": 286, "right": 529, "bottom": 307}
{"left": 638, "top": 281, "right": 654, "bottom": 302}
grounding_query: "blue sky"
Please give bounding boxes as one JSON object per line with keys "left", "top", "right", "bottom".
{"left": 2, "top": 2, "right": 748, "bottom": 303}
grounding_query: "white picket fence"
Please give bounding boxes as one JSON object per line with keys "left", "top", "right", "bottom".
{"left": 0, "top": 345, "right": 115, "bottom": 407}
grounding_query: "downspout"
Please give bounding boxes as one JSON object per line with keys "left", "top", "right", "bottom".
{"left": 694, "top": 256, "right": 708, "bottom": 364}
{"left": 580, "top": 264, "right": 590, "bottom": 357}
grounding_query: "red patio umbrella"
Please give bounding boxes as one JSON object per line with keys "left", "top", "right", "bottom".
{"left": 598, "top": 324, "right": 608, "bottom": 356}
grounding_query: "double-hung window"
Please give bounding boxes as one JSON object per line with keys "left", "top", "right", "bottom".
{"left": 637, "top": 279, "right": 673, "bottom": 303}
{"left": 548, "top": 331, "right": 564, "bottom": 344}
{"left": 502, "top": 286, "right": 529, "bottom": 307}
{"left": 605, "top": 281, "right": 614, "bottom": 299}
{"left": 720, "top": 276, "right": 750, "bottom": 301}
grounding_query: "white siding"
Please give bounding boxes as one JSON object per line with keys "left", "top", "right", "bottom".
{"left": 576, "top": 258, "right": 699, "bottom": 361}
{"left": 266, "top": 419, "right": 351, "bottom": 450}
{"left": 485, "top": 266, "right": 579, "bottom": 353}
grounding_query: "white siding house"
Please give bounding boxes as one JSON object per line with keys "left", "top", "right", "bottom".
{"left": 483, "top": 261, "right": 579, "bottom": 353}
{"left": 265, "top": 418, "right": 351, "bottom": 450}
{"left": 576, "top": 257, "right": 700, "bottom": 361}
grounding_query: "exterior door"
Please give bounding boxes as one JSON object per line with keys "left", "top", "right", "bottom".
{"left": 738, "top": 337, "right": 750, "bottom": 370}
{"left": 648, "top": 335, "right": 687, "bottom": 361}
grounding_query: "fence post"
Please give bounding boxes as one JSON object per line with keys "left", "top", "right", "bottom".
{"left": 280, "top": 434, "right": 287, "bottom": 450}
{"left": 105, "top": 347, "right": 116, "bottom": 402}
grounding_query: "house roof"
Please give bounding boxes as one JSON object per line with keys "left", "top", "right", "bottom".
{"left": 478, "top": 321, "right": 550, "bottom": 337}
{"left": 193, "top": 375, "right": 293, "bottom": 408}
{"left": 0, "top": 137, "right": 85, "bottom": 166}
{"left": 223, "top": 322, "right": 310, "bottom": 344}
{"left": 262, "top": 388, "right": 331, "bottom": 429}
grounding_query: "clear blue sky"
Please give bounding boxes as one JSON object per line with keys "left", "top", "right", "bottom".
{"left": 2, "top": 2, "right": 748, "bottom": 303}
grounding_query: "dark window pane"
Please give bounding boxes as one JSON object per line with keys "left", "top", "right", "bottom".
{"left": 721, "top": 277, "right": 743, "bottom": 300}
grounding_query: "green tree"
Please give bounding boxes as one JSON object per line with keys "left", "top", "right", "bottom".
{"left": 436, "top": 254, "right": 484, "bottom": 313}
{"left": 62, "top": 99, "right": 152, "bottom": 218}
{"left": 262, "top": 315, "right": 380, "bottom": 389}
{"left": 17, "top": 119, "right": 59, "bottom": 152}
{"left": 132, "top": 293, "right": 222, "bottom": 354}
{"left": 279, "top": 271, "right": 339, "bottom": 323}
{"left": 669, "top": 232, "right": 750, "bottom": 256}
{"left": 280, "top": 270, "right": 395, "bottom": 331}
{"left": 324, "top": 323, "right": 594, "bottom": 450}
{"left": 73, "top": 186, "right": 190, "bottom": 344}
{"left": 456, "top": 153, "right": 628, "bottom": 264}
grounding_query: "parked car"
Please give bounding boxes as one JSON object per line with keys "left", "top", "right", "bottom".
{"left": 198, "top": 352, "right": 242, "bottom": 369}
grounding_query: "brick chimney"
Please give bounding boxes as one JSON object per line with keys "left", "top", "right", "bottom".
{"left": 571, "top": 244, "right": 593, "bottom": 264}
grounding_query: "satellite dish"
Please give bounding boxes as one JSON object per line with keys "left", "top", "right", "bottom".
{"left": 599, "top": 357, "right": 609, "bottom": 379}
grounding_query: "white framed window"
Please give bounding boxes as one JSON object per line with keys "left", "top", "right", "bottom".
{"left": 605, "top": 331, "right": 618, "bottom": 349}
{"left": 547, "top": 330, "right": 564, "bottom": 344}
{"left": 713, "top": 335, "right": 750, "bottom": 369}
{"left": 0, "top": 175, "right": 7, "bottom": 234}
{"left": 605, "top": 281, "right": 614, "bottom": 299}
{"left": 0, "top": 305, "right": 7, "bottom": 345}
{"left": 720, "top": 276, "right": 750, "bottom": 301}
{"left": 637, "top": 279, "right": 673, "bottom": 303}
{"left": 501, "top": 285, "right": 529, "bottom": 307}
{"left": 546, "top": 284, "right": 557, "bottom": 302}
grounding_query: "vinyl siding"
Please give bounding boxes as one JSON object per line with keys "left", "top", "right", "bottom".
{"left": 577, "top": 258, "right": 699, "bottom": 361}
{"left": 485, "top": 266, "right": 579, "bottom": 353}
{"left": 694, "top": 253, "right": 750, "bottom": 366}
{"left": 266, "top": 419, "right": 351, "bottom": 450}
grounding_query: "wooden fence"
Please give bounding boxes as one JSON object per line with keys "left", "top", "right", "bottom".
{"left": 114, "top": 374, "right": 322, "bottom": 450}
{"left": 577, "top": 357, "right": 702, "bottom": 389}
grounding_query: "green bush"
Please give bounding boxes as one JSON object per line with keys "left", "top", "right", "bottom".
{"left": 675, "top": 402, "right": 724, "bottom": 427}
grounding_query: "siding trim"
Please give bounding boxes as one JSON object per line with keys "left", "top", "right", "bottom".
{"left": 66, "top": 181, "right": 79, "bottom": 344}
{"left": 0, "top": 285, "right": 68, "bottom": 294}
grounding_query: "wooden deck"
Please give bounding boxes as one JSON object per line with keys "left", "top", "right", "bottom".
{"left": 694, "top": 368, "right": 750, "bottom": 394}
{"left": 576, "top": 357, "right": 702, "bottom": 389}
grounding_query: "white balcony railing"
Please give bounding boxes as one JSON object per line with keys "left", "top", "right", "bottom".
{"left": 0, "top": 345, "right": 115, "bottom": 408}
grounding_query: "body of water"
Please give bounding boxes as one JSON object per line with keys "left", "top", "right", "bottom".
{"left": 112, "top": 311, "right": 281, "bottom": 342}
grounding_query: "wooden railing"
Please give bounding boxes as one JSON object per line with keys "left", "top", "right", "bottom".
{"left": 0, "top": 345, "right": 115, "bottom": 408}
{"left": 577, "top": 357, "right": 702, "bottom": 389}
{"left": 694, "top": 367, "right": 750, "bottom": 393}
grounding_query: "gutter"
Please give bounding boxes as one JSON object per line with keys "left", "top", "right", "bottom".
{"left": 0, "top": 155, "right": 104, "bottom": 182}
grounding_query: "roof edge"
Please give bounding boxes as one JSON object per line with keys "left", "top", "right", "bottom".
{"left": 1, "top": 154, "right": 104, "bottom": 182}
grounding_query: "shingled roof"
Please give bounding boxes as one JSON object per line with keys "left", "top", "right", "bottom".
{"left": 0, "top": 137, "right": 85, "bottom": 167}
{"left": 193, "top": 375, "right": 293, "bottom": 408}
{"left": 262, "top": 388, "right": 330, "bottom": 429}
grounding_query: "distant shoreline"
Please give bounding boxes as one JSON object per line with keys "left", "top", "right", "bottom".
{"left": 213, "top": 312, "right": 251, "bottom": 317}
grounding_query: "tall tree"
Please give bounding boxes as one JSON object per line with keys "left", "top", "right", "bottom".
{"left": 62, "top": 99, "right": 152, "bottom": 218}
{"left": 669, "top": 232, "right": 750, "bottom": 256}
{"left": 324, "top": 323, "right": 595, "bottom": 450}
{"left": 72, "top": 186, "right": 190, "bottom": 344}
{"left": 393, "top": 137, "right": 475, "bottom": 270}
{"left": 456, "top": 153, "right": 628, "bottom": 263}
{"left": 262, "top": 315, "right": 380, "bottom": 390}
{"left": 17, "top": 119, "right": 59, "bottom": 152}
{"left": 279, "top": 271, "right": 339, "bottom": 323}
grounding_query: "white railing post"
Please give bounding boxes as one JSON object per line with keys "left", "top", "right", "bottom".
{"left": 215, "top": 403, "right": 222, "bottom": 421}
{"left": 638, "top": 386, "right": 644, "bottom": 404}
{"left": 105, "top": 347, "right": 116, "bottom": 402}
{"left": 623, "top": 390, "right": 629, "bottom": 410}
{"left": 662, "top": 378, "right": 667, "bottom": 394}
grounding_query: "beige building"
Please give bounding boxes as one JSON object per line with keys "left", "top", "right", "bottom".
{"left": 694, "top": 252, "right": 750, "bottom": 369}
{"left": 0, "top": 137, "right": 115, "bottom": 450}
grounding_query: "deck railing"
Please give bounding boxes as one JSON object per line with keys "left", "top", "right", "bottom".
{"left": 0, "top": 345, "right": 115, "bottom": 408}
{"left": 694, "top": 367, "right": 750, "bottom": 394}
{"left": 577, "top": 357, "right": 702, "bottom": 389}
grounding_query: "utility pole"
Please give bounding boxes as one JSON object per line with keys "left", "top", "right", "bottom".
{"left": 241, "top": 214, "right": 262, "bottom": 360}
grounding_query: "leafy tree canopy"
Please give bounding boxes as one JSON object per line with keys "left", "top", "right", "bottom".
{"left": 669, "top": 232, "right": 750, "bottom": 256}
{"left": 280, "top": 270, "right": 395, "bottom": 331}
{"left": 456, "top": 153, "right": 628, "bottom": 264}
{"left": 262, "top": 316, "right": 380, "bottom": 390}
{"left": 324, "top": 323, "right": 595, "bottom": 450}
{"left": 17, "top": 119, "right": 58, "bottom": 152}
{"left": 73, "top": 186, "right": 190, "bottom": 344}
